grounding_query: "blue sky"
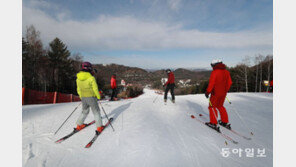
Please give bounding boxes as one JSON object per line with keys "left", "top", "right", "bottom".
{"left": 23, "top": 0, "right": 273, "bottom": 69}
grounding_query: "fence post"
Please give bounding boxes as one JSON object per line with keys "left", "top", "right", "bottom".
{"left": 53, "top": 92, "right": 58, "bottom": 104}
{"left": 70, "top": 94, "right": 73, "bottom": 102}
{"left": 22, "top": 87, "right": 25, "bottom": 105}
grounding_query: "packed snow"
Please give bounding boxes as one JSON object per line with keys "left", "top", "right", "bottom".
{"left": 22, "top": 89, "right": 273, "bottom": 167}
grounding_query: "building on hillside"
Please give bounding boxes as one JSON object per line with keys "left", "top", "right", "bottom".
{"left": 178, "top": 79, "right": 191, "bottom": 87}
{"left": 161, "top": 78, "right": 168, "bottom": 85}
{"left": 121, "top": 79, "right": 127, "bottom": 91}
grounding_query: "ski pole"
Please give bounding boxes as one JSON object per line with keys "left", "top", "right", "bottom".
{"left": 153, "top": 94, "right": 159, "bottom": 103}
{"left": 226, "top": 97, "right": 232, "bottom": 104}
{"left": 98, "top": 101, "right": 115, "bottom": 131}
{"left": 226, "top": 97, "right": 254, "bottom": 135}
{"left": 54, "top": 102, "right": 82, "bottom": 135}
{"left": 208, "top": 98, "right": 220, "bottom": 128}
{"left": 209, "top": 98, "right": 233, "bottom": 144}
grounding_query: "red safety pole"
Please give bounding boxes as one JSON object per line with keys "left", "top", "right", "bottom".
{"left": 22, "top": 87, "right": 25, "bottom": 105}
{"left": 53, "top": 92, "right": 58, "bottom": 104}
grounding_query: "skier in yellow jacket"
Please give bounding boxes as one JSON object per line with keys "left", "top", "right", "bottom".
{"left": 75, "top": 62, "right": 104, "bottom": 133}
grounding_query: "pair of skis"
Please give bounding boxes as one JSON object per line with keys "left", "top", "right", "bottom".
{"left": 85, "top": 118, "right": 113, "bottom": 148}
{"left": 199, "top": 114, "right": 252, "bottom": 140}
{"left": 55, "top": 118, "right": 113, "bottom": 148}
{"left": 190, "top": 114, "right": 252, "bottom": 145}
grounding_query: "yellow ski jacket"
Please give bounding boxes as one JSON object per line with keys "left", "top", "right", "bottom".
{"left": 76, "top": 71, "right": 101, "bottom": 99}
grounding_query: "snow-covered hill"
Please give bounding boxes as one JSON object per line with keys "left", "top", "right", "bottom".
{"left": 22, "top": 89, "right": 273, "bottom": 167}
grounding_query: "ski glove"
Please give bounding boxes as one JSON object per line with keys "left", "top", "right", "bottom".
{"left": 205, "top": 92, "right": 209, "bottom": 98}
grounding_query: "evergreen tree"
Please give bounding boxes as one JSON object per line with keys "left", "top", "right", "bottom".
{"left": 22, "top": 37, "right": 30, "bottom": 87}
{"left": 47, "top": 38, "right": 73, "bottom": 92}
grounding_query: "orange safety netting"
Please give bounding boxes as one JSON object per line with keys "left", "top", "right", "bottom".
{"left": 22, "top": 88, "right": 80, "bottom": 105}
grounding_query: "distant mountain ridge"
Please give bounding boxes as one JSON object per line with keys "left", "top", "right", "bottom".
{"left": 92, "top": 63, "right": 211, "bottom": 85}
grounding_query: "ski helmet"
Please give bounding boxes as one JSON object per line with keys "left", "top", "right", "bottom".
{"left": 210, "top": 59, "right": 222, "bottom": 67}
{"left": 165, "top": 69, "right": 171, "bottom": 74}
{"left": 81, "top": 62, "right": 92, "bottom": 71}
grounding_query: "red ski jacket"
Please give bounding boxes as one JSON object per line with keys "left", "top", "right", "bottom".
{"left": 206, "top": 63, "right": 232, "bottom": 97}
{"left": 111, "top": 76, "right": 117, "bottom": 89}
{"left": 164, "top": 72, "right": 175, "bottom": 86}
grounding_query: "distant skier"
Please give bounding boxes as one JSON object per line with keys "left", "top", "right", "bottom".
{"left": 163, "top": 69, "right": 175, "bottom": 103}
{"left": 269, "top": 80, "right": 273, "bottom": 92}
{"left": 205, "top": 59, "right": 232, "bottom": 130}
{"left": 110, "top": 74, "right": 117, "bottom": 101}
{"left": 75, "top": 62, "right": 105, "bottom": 133}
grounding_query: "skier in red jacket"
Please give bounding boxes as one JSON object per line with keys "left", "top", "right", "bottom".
{"left": 163, "top": 69, "right": 175, "bottom": 103}
{"left": 269, "top": 80, "right": 273, "bottom": 92}
{"left": 110, "top": 74, "right": 117, "bottom": 101}
{"left": 205, "top": 59, "right": 232, "bottom": 130}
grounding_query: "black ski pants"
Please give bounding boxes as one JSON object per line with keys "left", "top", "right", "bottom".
{"left": 111, "top": 88, "right": 117, "bottom": 100}
{"left": 164, "top": 83, "right": 175, "bottom": 100}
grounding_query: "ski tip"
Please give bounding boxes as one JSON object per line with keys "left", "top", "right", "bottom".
{"left": 233, "top": 141, "right": 239, "bottom": 144}
{"left": 244, "top": 137, "right": 252, "bottom": 140}
{"left": 217, "top": 127, "right": 221, "bottom": 133}
{"left": 191, "top": 115, "right": 195, "bottom": 119}
{"left": 85, "top": 144, "right": 91, "bottom": 148}
{"left": 55, "top": 140, "right": 62, "bottom": 144}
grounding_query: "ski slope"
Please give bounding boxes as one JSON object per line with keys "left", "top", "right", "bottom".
{"left": 22, "top": 89, "right": 273, "bottom": 167}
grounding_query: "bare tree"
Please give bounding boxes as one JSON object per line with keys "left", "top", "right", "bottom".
{"left": 254, "top": 55, "right": 260, "bottom": 92}
{"left": 257, "top": 55, "right": 265, "bottom": 92}
{"left": 71, "top": 52, "right": 84, "bottom": 71}
{"left": 24, "top": 25, "right": 44, "bottom": 89}
{"left": 235, "top": 56, "right": 250, "bottom": 92}
{"left": 241, "top": 56, "right": 250, "bottom": 92}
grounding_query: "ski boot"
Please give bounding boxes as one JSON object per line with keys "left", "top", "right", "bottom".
{"left": 218, "top": 120, "right": 231, "bottom": 130}
{"left": 164, "top": 99, "right": 167, "bottom": 103}
{"left": 95, "top": 126, "right": 105, "bottom": 135}
{"left": 172, "top": 99, "right": 175, "bottom": 103}
{"left": 74, "top": 124, "right": 86, "bottom": 132}
{"left": 205, "top": 122, "right": 221, "bottom": 133}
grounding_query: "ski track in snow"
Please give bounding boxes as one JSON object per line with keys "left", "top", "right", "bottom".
{"left": 22, "top": 89, "right": 273, "bottom": 167}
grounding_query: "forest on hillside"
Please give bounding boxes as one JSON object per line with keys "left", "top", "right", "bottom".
{"left": 22, "top": 25, "right": 273, "bottom": 97}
